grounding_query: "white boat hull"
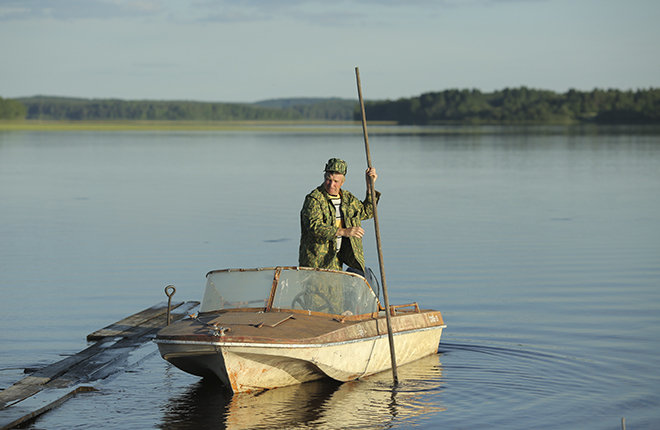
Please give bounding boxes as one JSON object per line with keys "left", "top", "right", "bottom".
{"left": 157, "top": 325, "right": 444, "bottom": 392}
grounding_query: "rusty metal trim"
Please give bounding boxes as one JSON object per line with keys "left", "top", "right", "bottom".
{"left": 269, "top": 307, "right": 379, "bottom": 321}
{"left": 206, "top": 266, "right": 368, "bottom": 278}
{"left": 265, "top": 267, "right": 281, "bottom": 312}
{"left": 154, "top": 324, "right": 446, "bottom": 348}
{"left": 390, "top": 302, "right": 421, "bottom": 315}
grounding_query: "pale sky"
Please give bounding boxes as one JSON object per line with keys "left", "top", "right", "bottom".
{"left": 1, "top": 0, "right": 658, "bottom": 103}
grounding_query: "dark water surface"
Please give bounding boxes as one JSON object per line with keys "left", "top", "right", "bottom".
{"left": 1, "top": 126, "right": 659, "bottom": 429}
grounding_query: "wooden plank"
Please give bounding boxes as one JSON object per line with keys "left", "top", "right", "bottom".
{"left": 86, "top": 301, "right": 185, "bottom": 341}
{"left": 0, "top": 385, "right": 97, "bottom": 430}
{"left": 0, "top": 301, "right": 198, "bottom": 414}
{"left": 0, "top": 303, "right": 186, "bottom": 407}
{"left": 268, "top": 314, "right": 295, "bottom": 327}
{"left": 0, "top": 340, "right": 115, "bottom": 409}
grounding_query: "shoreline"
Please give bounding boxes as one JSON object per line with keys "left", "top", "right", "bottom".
{"left": 1, "top": 120, "right": 659, "bottom": 135}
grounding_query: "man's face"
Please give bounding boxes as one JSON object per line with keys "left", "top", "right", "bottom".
{"left": 323, "top": 172, "right": 345, "bottom": 195}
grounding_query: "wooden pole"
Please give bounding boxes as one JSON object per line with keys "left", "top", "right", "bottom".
{"left": 355, "top": 66, "right": 398, "bottom": 384}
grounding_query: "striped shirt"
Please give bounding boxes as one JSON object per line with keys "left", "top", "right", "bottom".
{"left": 329, "top": 194, "right": 343, "bottom": 251}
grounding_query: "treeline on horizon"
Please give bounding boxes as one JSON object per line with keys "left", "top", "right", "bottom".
{"left": 3, "top": 96, "right": 354, "bottom": 122}
{"left": 1, "top": 87, "right": 659, "bottom": 124}
{"left": 364, "top": 87, "right": 660, "bottom": 125}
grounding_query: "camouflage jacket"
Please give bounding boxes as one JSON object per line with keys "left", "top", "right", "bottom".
{"left": 298, "top": 185, "right": 380, "bottom": 272}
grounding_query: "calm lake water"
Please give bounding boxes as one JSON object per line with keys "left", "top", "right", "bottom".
{"left": 1, "top": 125, "right": 659, "bottom": 429}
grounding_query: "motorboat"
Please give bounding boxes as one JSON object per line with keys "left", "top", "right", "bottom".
{"left": 154, "top": 266, "right": 446, "bottom": 393}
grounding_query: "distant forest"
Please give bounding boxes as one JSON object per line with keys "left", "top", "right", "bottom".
{"left": 0, "top": 97, "right": 26, "bottom": 119}
{"left": 8, "top": 96, "right": 355, "bottom": 122}
{"left": 1, "top": 87, "right": 659, "bottom": 124}
{"left": 364, "top": 87, "right": 660, "bottom": 125}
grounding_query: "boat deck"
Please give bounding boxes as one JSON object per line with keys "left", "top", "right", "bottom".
{"left": 156, "top": 308, "right": 445, "bottom": 345}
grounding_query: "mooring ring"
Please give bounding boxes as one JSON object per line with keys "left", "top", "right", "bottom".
{"left": 165, "top": 285, "right": 176, "bottom": 298}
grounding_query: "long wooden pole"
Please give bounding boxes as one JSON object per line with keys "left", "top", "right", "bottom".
{"left": 355, "top": 67, "right": 398, "bottom": 384}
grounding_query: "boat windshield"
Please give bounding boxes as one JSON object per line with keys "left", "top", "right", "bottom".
{"left": 200, "top": 269, "right": 275, "bottom": 313}
{"left": 200, "top": 267, "right": 379, "bottom": 316}
{"left": 272, "top": 269, "right": 379, "bottom": 316}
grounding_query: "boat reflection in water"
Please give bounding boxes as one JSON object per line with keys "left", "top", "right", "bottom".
{"left": 160, "top": 353, "right": 445, "bottom": 429}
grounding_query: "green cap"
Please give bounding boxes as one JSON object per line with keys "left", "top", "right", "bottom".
{"left": 324, "top": 158, "right": 347, "bottom": 175}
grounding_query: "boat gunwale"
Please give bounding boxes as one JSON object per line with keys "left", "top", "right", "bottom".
{"left": 154, "top": 324, "right": 447, "bottom": 348}
{"left": 195, "top": 306, "right": 382, "bottom": 322}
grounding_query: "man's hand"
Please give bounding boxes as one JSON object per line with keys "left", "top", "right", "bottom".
{"left": 365, "top": 167, "right": 377, "bottom": 183}
{"left": 337, "top": 226, "right": 365, "bottom": 238}
{"left": 365, "top": 167, "right": 377, "bottom": 191}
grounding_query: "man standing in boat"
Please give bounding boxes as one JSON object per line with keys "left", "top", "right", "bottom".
{"left": 299, "top": 158, "right": 379, "bottom": 274}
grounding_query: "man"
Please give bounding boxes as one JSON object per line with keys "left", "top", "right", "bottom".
{"left": 299, "top": 158, "right": 379, "bottom": 273}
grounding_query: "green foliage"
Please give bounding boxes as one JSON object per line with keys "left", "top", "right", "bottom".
{"left": 9, "top": 88, "right": 660, "bottom": 124}
{"left": 0, "top": 97, "right": 27, "bottom": 119}
{"left": 17, "top": 96, "right": 357, "bottom": 121}
{"left": 360, "top": 87, "right": 660, "bottom": 125}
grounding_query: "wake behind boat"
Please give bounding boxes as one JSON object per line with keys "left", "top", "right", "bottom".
{"left": 154, "top": 267, "right": 446, "bottom": 392}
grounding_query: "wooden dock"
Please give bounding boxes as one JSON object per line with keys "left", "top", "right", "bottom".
{"left": 0, "top": 299, "right": 199, "bottom": 430}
